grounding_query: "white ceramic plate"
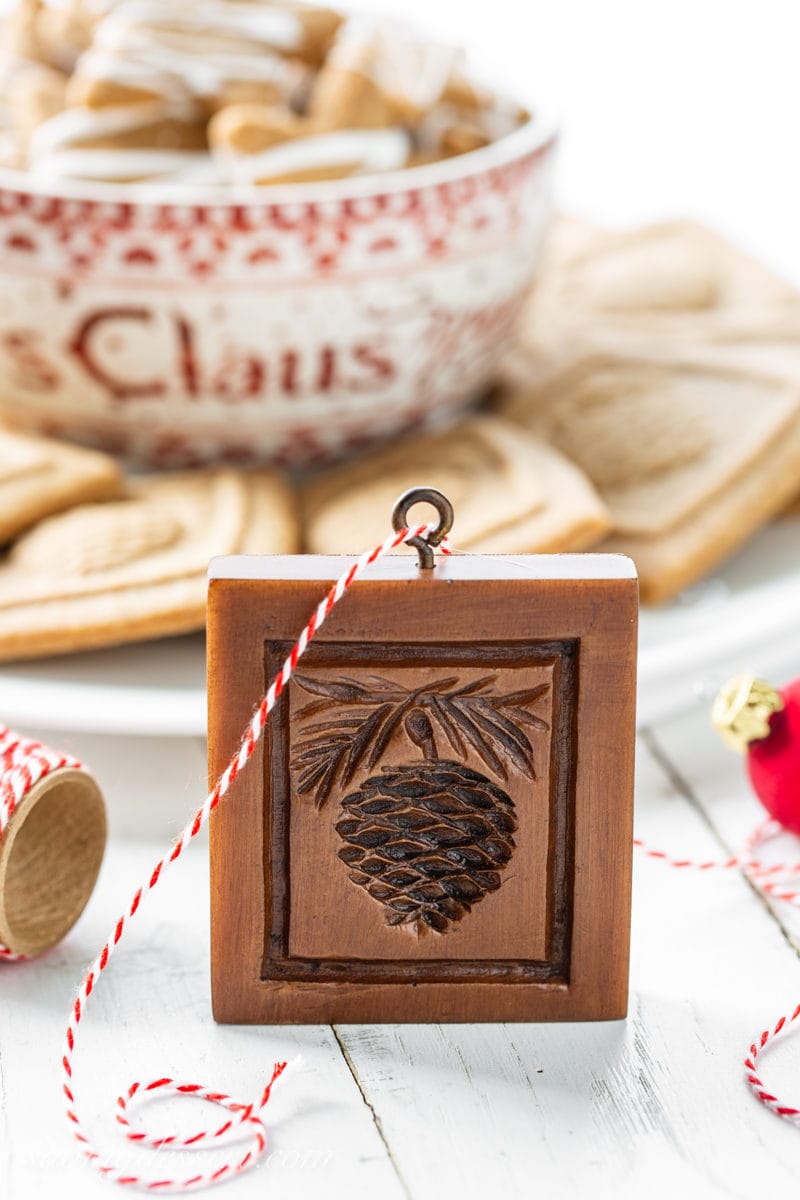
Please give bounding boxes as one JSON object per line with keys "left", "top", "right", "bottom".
{"left": 1, "top": 518, "right": 798, "bottom": 737}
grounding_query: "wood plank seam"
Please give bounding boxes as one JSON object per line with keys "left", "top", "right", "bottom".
{"left": 331, "top": 1025, "right": 413, "bottom": 1200}
{"left": 644, "top": 728, "right": 800, "bottom": 955}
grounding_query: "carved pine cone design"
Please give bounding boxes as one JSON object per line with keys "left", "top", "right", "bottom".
{"left": 291, "top": 672, "right": 550, "bottom": 935}
{"left": 335, "top": 761, "right": 517, "bottom": 933}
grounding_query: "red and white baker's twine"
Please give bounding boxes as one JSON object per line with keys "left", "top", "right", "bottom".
{"left": 636, "top": 820, "right": 800, "bottom": 1124}
{"left": 0, "top": 726, "right": 80, "bottom": 962}
{"left": 56, "top": 523, "right": 446, "bottom": 1191}
{"left": 3, "top": 526, "right": 800, "bottom": 1185}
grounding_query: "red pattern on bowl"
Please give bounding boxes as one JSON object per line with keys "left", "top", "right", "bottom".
{"left": 0, "top": 120, "right": 556, "bottom": 467}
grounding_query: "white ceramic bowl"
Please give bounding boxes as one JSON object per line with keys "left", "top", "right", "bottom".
{"left": 0, "top": 117, "right": 556, "bottom": 467}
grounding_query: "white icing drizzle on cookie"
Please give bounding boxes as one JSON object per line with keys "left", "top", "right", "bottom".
{"left": 29, "top": 146, "right": 219, "bottom": 183}
{"left": 29, "top": 100, "right": 198, "bottom": 156}
{"left": 79, "top": 40, "right": 305, "bottom": 95}
{"left": 327, "top": 18, "right": 461, "bottom": 114}
{"left": 97, "top": 0, "right": 304, "bottom": 53}
{"left": 220, "top": 127, "right": 410, "bottom": 183}
{"left": 85, "top": 0, "right": 306, "bottom": 97}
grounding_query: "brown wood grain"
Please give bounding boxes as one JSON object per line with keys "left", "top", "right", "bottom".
{"left": 208, "top": 554, "right": 638, "bottom": 1023}
{"left": 0, "top": 767, "right": 106, "bottom": 957}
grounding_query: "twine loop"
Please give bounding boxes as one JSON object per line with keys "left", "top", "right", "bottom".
{"left": 636, "top": 818, "right": 800, "bottom": 1124}
{"left": 57, "top": 521, "right": 449, "bottom": 1190}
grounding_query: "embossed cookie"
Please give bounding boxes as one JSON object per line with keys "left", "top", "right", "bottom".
{"left": 561, "top": 218, "right": 794, "bottom": 314}
{"left": 498, "top": 351, "right": 800, "bottom": 602}
{"left": 0, "top": 468, "right": 298, "bottom": 660}
{"left": 0, "top": 428, "right": 122, "bottom": 545}
{"left": 302, "top": 415, "right": 611, "bottom": 556}
{"left": 506, "top": 218, "right": 800, "bottom": 386}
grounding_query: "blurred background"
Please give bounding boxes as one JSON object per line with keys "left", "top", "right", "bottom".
{"left": 358, "top": 0, "right": 800, "bottom": 278}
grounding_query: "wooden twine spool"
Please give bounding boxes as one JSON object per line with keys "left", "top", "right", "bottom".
{"left": 0, "top": 762, "right": 106, "bottom": 958}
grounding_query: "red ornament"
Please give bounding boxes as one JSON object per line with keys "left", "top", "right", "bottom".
{"left": 713, "top": 674, "right": 800, "bottom": 835}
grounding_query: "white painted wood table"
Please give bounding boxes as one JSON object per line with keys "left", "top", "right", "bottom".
{"left": 3, "top": 708, "right": 800, "bottom": 1200}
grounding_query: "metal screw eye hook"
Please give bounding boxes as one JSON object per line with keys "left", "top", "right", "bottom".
{"left": 391, "top": 487, "right": 455, "bottom": 570}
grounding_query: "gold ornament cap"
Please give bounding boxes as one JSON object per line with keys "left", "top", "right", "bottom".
{"left": 711, "top": 672, "right": 784, "bottom": 754}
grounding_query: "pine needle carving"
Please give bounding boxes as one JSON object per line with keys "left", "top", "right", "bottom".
{"left": 290, "top": 670, "right": 551, "bottom": 934}
{"left": 291, "top": 674, "right": 549, "bottom": 809}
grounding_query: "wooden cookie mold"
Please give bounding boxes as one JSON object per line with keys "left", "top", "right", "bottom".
{"left": 208, "top": 552, "right": 637, "bottom": 1023}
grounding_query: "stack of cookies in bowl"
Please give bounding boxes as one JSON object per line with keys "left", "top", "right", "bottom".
{"left": 0, "top": 0, "right": 525, "bottom": 184}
